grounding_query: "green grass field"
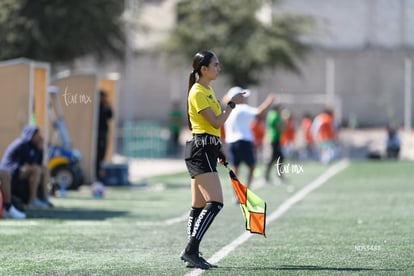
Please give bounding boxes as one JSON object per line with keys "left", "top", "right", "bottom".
{"left": 1, "top": 160, "right": 413, "bottom": 275}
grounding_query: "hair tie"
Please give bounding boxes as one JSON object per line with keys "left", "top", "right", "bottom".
{"left": 192, "top": 69, "right": 197, "bottom": 75}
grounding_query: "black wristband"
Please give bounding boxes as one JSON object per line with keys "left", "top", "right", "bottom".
{"left": 227, "top": 101, "right": 236, "bottom": 109}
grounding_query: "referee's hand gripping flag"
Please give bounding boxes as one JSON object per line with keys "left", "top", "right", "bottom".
{"left": 223, "top": 162, "right": 267, "bottom": 237}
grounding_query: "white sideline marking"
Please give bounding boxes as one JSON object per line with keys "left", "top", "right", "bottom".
{"left": 58, "top": 212, "right": 186, "bottom": 227}
{"left": 136, "top": 177, "right": 267, "bottom": 226}
{"left": 135, "top": 212, "right": 188, "bottom": 226}
{"left": 185, "top": 159, "right": 350, "bottom": 276}
{"left": 0, "top": 220, "right": 39, "bottom": 226}
{"left": 165, "top": 213, "right": 189, "bottom": 225}
{"left": 135, "top": 178, "right": 268, "bottom": 226}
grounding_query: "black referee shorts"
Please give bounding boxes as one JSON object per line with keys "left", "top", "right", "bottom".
{"left": 184, "top": 134, "right": 221, "bottom": 178}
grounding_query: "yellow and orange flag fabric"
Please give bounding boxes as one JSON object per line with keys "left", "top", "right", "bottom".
{"left": 228, "top": 168, "right": 266, "bottom": 237}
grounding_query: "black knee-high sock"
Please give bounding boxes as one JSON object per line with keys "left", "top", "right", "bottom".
{"left": 185, "top": 201, "right": 223, "bottom": 254}
{"left": 187, "top": 207, "right": 203, "bottom": 241}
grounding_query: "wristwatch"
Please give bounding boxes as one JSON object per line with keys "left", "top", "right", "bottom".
{"left": 227, "top": 101, "right": 236, "bottom": 109}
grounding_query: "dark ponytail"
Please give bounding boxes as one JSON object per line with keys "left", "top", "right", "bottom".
{"left": 187, "top": 71, "right": 197, "bottom": 130}
{"left": 186, "top": 50, "right": 215, "bottom": 130}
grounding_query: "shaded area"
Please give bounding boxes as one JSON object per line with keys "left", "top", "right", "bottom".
{"left": 275, "top": 265, "right": 388, "bottom": 272}
{"left": 26, "top": 207, "right": 128, "bottom": 220}
{"left": 219, "top": 265, "right": 401, "bottom": 273}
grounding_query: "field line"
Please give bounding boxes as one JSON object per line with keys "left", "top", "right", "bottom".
{"left": 185, "top": 159, "right": 350, "bottom": 276}
{"left": 135, "top": 212, "right": 188, "bottom": 226}
{"left": 135, "top": 174, "right": 268, "bottom": 226}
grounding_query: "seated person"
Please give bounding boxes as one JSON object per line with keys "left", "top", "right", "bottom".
{"left": 0, "top": 169, "right": 26, "bottom": 219}
{"left": 386, "top": 126, "right": 401, "bottom": 159}
{"left": 0, "top": 125, "right": 53, "bottom": 209}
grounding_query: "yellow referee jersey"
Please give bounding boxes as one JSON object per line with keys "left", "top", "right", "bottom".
{"left": 188, "top": 83, "right": 222, "bottom": 137}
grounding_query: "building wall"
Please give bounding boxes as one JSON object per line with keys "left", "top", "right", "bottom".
{"left": 64, "top": 0, "right": 414, "bottom": 128}
{"left": 113, "top": 48, "right": 413, "bottom": 127}
{"left": 261, "top": 48, "right": 414, "bottom": 127}
{"left": 274, "top": 0, "right": 414, "bottom": 48}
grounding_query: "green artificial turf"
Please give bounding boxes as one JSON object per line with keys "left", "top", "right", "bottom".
{"left": 0, "top": 160, "right": 412, "bottom": 275}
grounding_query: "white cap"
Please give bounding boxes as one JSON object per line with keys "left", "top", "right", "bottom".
{"left": 227, "top": 86, "right": 251, "bottom": 100}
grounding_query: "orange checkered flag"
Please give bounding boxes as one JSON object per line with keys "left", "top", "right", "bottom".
{"left": 224, "top": 162, "right": 266, "bottom": 237}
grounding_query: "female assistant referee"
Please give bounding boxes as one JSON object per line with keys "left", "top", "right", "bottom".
{"left": 180, "top": 50, "right": 244, "bottom": 270}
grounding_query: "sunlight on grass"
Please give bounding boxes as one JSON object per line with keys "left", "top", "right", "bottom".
{"left": 0, "top": 161, "right": 413, "bottom": 275}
